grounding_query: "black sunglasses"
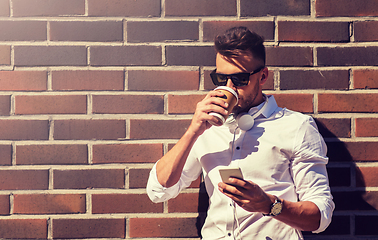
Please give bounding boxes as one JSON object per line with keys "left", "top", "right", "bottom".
{"left": 210, "top": 66, "right": 265, "bottom": 87}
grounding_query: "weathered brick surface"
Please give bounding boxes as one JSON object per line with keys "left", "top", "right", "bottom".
{"left": 0, "top": 0, "right": 377, "bottom": 239}
{"left": 54, "top": 119, "right": 126, "bottom": 140}
{"left": 50, "top": 21, "right": 123, "bottom": 42}
{"left": 165, "top": 0, "right": 236, "bottom": 16}
{"left": 53, "top": 218, "right": 125, "bottom": 238}
{"left": 0, "top": 195, "right": 10, "bottom": 215}
{"left": 15, "top": 95, "right": 87, "bottom": 115}
{"left": 92, "top": 95, "right": 164, "bottom": 114}
{"left": 0, "top": 21, "right": 46, "bottom": 41}
{"left": 129, "top": 217, "right": 199, "bottom": 238}
{"left": 353, "top": 69, "right": 378, "bottom": 89}
{"left": 354, "top": 21, "right": 378, "bottom": 42}
{"left": 16, "top": 144, "right": 88, "bottom": 165}
{"left": 241, "top": 0, "right": 310, "bottom": 17}
{"left": 92, "top": 194, "right": 163, "bottom": 213}
{"left": 278, "top": 21, "right": 349, "bottom": 42}
{"left": 128, "top": 21, "right": 199, "bottom": 43}
{"left": 90, "top": 46, "right": 161, "bottom": 66}
{"left": 0, "top": 219, "right": 47, "bottom": 239}
{"left": 14, "top": 46, "right": 87, "bottom": 66}
{"left": 0, "top": 71, "right": 47, "bottom": 91}
{"left": 53, "top": 169, "right": 125, "bottom": 189}
{"left": 280, "top": 70, "right": 349, "bottom": 90}
{"left": 316, "top": 0, "right": 378, "bottom": 17}
{"left": 52, "top": 70, "right": 124, "bottom": 91}
{"left": 128, "top": 70, "right": 199, "bottom": 91}
{"left": 88, "top": 0, "right": 161, "bottom": 17}
{"left": 13, "top": 194, "right": 86, "bottom": 214}
{"left": 12, "top": 0, "right": 85, "bottom": 17}
{"left": 92, "top": 144, "right": 162, "bottom": 164}
{"left": 0, "top": 45, "right": 10, "bottom": 65}
{"left": 0, "top": 170, "right": 48, "bottom": 190}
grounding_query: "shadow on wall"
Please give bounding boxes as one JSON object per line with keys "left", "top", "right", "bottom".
{"left": 195, "top": 120, "right": 377, "bottom": 238}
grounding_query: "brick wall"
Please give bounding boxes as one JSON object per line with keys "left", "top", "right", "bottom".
{"left": 0, "top": 0, "right": 377, "bottom": 239}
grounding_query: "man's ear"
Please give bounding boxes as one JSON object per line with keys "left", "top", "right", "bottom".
{"left": 259, "top": 67, "right": 269, "bottom": 86}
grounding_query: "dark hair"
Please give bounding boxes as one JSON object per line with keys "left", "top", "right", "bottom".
{"left": 214, "top": 26, "right": 265, "bottom": 65}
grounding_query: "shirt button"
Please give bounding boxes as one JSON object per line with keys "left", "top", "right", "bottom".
{"left": 228, "top": 233, "right": 231, "bottom": 236}
{"left": 236, "top": 146, "right": 240, "bottom": 150}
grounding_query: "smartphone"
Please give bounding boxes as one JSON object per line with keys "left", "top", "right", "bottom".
{"left": 219, "top": 167, "right": 243, "bottom": 184}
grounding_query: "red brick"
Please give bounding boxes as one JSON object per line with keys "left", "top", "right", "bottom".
{"left": 317, "top": 47, "right": 378, "bottom": 66}
{"left": 355, "top": 216, "right": 378, "bottom": 235}
{"left": 54, "top": 119, "right": 126, "bottom": 140}
{"left": 15, "top": 95, "right": 87, "bottom": 115}
{"left": 355, "top": 118, "right": 378, "bottom": 137}
{"left": 16, "top": 144, "right": 87, "bottom": 165}
{"left": 15, "top": 46, "right": 87, "bottom": 67}
{"left": 314, "top": 118, "right": 351, "bottom": 138}
{"left": 272, "top": 93, "right": 314, "bottom": 113}
{"left": 318, "top": 93, "right": 378, "bottom": 113}
{"left": 353, "top": 69, "right": 378, "bottom": 89}
{"left": 0, "top": 145, "right": 11, "bottom": 166}
{"left": 168, "top": 192, "right": 209, "bottom": 213}
{"left": 0, "top": 195, "right": 10, "bottom": 215}
{"left": 0, "top": 120, "right": 49, "bottom": 140}
{"left": 241, "top": 0, "right": 310, "bottom": 17}
{"left": 52, "top": 70, "right": 124, "bottom": 91}
{"left": 129, "top": 217, "right": 199, "bottom": 238}
{"left": 316, "top": 0, "right": 378, "bottom": 17}
{"left": 0, "top": 0, "right": 9, "bottom": 16}
{"left": 53, "top": 169, "right": 125, "bottom": 189}
{"left": 13, "top": 0, "right": 84, "bottom": 17}
{"left": 88, "top": 0, "right": 160, "bottom": 17}
{"left": 0, "top": 170, "right": 48, "bottom": 190}
{"left": 53, "top": 218, "right": 125, "bottom": 239}
{"left": 266, "top": 47, "right": 313, "bottom": 66}
{"left": 92, "top": 144, "right": 163, "bottom": 164}
{"left": 13, "top": 194, "right": 85, "bottom": 214}
{"left": 128, "top": 70, "right": 199, "bottom": 91}
{"left": 165, "top": 0, "right": 236, "bottom": 16}
{"left": 0, "top": 46, "right": 10, "bottom": 65}
{"left": 354, "top": 21, "right": 378, "bottom": 42}
{"left": 278, "top": 21, "right": 349, "bottom": 42}
{"left": 0, "top": 219, "right": 47, "bottom": 238}
{"left": 280, "top": 70, "right": 349, "bottom": 90}
{"left": 92, "top": 194, "right": 163, "bottom": 213}
{"left": 129, "top": 168, "right": 151, "bottom": 188}
{"left": 128, "top": 21, "right": 198, "bottom": 42}
{"left": 166, "top": 46, "right": 215, "bottom": 66}
{"left": 204, "top": 69, "right": 274, "bottom": 91}
{"left": 333, "top": 191, "right": 378, "bottom": 211}
{"left": 203, "top": 21, "right": 274, "bottom": 42}
{"left": 93, "top": 95, "right": 164, "bottom": 114}
{"left": 0, "top": 71, "right": 47, "bottom": 91}
{"left": 130, "top": 119, "right": 191, "bottom": 139}
{"left": 90, "top": 46, "right": 161, "bottom": 66}
{"left": 0, "top": 21, "right": 46, "bottom": 41}
{"left": 0, "top": 95, "right": 10, "bottom": 115}
{"left": 357, "top": 167, "right": 378, "bottom": 187}
{"left": 167, "top": 94, "right": 206, "bottom": 114}
{"left": 50, "top": 21, "right": 123, "bottom": 42}
{"left": 327, "top": 141, "right": 378, "bottom": 162}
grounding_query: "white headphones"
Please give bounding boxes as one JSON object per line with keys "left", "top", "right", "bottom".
{"left": 236, "top": 94, "right": 269, "bottom": 131}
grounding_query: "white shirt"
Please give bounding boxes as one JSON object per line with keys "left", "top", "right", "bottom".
{"left": 147, "top": 95, "right": 335, "bottom": 240}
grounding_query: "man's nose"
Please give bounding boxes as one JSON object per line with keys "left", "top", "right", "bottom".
{"left": 226, "top": 78, "right": 237, "bottom": 91}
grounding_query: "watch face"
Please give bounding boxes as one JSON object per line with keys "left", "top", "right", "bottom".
{"left": 272, "top": 202, "right": 283, "bottom": 216}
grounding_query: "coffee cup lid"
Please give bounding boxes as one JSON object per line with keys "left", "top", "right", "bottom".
{"left": 214, "top": 86, "right": 238, "bottom": 104}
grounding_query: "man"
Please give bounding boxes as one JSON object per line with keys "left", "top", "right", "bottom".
{"left": 147, "top": 26, "right": 334, "bottom": 239}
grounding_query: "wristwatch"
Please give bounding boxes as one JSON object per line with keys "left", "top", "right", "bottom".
{"left": 263, "top": 196, "right": 283, "bottom": 217}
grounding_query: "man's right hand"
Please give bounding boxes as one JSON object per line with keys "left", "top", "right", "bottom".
{"left": 187, "top": 90, "right": 230, "bottom": 137}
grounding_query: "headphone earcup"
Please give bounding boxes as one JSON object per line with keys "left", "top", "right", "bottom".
{"left": 236, "top": 113, "right": 255, "bottom": 131}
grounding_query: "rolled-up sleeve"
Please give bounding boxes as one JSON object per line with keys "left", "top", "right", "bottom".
{"left": 291, "top": 117, "right": 335, "bottom": 233}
